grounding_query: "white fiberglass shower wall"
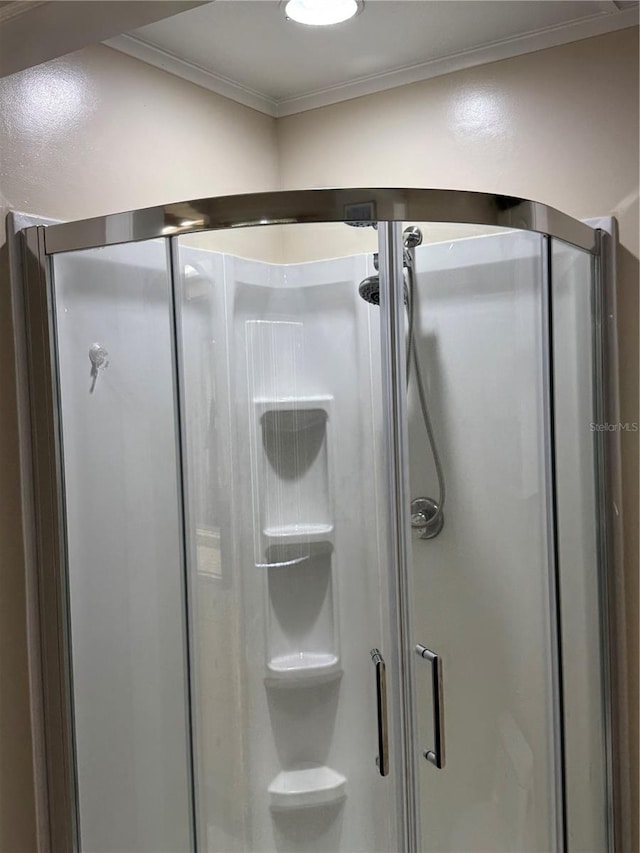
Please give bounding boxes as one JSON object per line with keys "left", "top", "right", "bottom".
{"left": 29, "top": 191, "right": 612, "bottom": 853}
{"left": 175, "top": 235, "right": 397, "bottom": 852}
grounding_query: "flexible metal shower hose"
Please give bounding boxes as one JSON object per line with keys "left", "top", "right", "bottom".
{"left": 405, "top": 254, "right": 446, "bottom": 522}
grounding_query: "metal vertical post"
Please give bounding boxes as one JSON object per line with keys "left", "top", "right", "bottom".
{"left": 378, "top": 221, "right": 420, "bottom": 853}
{"left": 540, "top": 235, "right": 568, "bottom": 852}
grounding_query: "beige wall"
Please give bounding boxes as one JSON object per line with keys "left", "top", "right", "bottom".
{"left": 0, "top": 44, "right": 279, "bottom": 220}
{"left": 0, "top": 25, "right": 637, "bottom": 852}
{"left": 0, "top": 43, "right": 279, "bottom": 852}
{"left": 278, "top": 27, "right": 639, "bottom": 850}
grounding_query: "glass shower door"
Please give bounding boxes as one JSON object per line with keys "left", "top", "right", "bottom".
{"left": 52, "top": 239, "right": 194, "bottom": 853}
{"left": 174, "top": 223, "right": 403, "bottom": 853}
{"left": 401, "top": 228, "right": 560, "bottom": 852}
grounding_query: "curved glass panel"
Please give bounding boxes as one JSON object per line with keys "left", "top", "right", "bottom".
{"left": 176, "top": 222, "right": 401, "bottom": 852}
{"left": 551, "top": 239, "right": 608, "bottom": 852}
{"left": 52, "top": 240, "right": 193, "bottom": 853}
{"left": 399, "top": 227, "right": 558, "bottom": 851}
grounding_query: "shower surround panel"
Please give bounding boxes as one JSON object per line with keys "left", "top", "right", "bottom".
{"left": 176, "top": 243, "right": 397, "bottom": 853}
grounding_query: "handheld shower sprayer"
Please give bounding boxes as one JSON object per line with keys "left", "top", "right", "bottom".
{"left": 356, "top": 225, "right": 446, "bottom": 539}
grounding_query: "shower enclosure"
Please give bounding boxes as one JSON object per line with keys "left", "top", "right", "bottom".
{"left": 15, "top": 189, "right": 621, "bottom": 853}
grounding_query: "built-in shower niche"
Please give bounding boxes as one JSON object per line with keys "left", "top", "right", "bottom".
{"left": 268, "top": 764, "right": 347, "bottom": 810}
{"left": 256, "top": 397, "right": 333, "bottom": 545}
{"left": 265, "top": 542, "right": 340, "bottom": 685}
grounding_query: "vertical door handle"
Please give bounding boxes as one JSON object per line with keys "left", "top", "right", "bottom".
{"left": 370, "top": 648, "right": 389, "bottom": 776}
{"left": 415, "top": 644, "right": 446, "bottom": 769}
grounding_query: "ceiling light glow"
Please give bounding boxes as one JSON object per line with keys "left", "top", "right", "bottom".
{"left": 284, "top": 0, "right": 361, "bottom": 26}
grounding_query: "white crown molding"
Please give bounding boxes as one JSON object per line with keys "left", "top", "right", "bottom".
{"left": 105, "top": 34, "right": 279, "bottom": 116}
{"left": 276, "top": 6, "right": 640, "bottom": 116}
{"left": 106, "top": 5, "right": 639, "bottom": 119}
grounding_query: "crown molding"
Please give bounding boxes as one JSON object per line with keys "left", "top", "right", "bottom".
{"left": 106, "top": 5, "right": 639, "bottom": 119}
{"left": 276, "top": 5, "right": 639, "bottom": 116}
{"left": 105, "top": 34, "right": 279, "bottom": 116}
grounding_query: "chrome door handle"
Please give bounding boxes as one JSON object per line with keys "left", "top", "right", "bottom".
{"left": 370, "top": 648, "right": 389, "bottom": 776}
{"left": 415, "top": 644, "right": 446, "bottom": 769}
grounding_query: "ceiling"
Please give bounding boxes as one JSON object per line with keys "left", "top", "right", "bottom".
{"left": 106, "top": 0, "right": 639, "bottom": 116}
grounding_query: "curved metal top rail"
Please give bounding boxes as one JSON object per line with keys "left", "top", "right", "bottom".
{"left": 42, "top": 187, "right": 597, "bottom": 255}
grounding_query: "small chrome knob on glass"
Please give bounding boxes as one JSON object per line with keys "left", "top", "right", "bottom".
{"left": 410, "top": 497, "right": 444, "bottom": 540}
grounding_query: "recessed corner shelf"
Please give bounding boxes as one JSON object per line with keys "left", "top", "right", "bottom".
{"left": 254, "top": 394, "right": 333, "bottom": 413}
{"left": 265, "top": 541, "right": 339, "bottom": 685}
{"left": 266, "top": 652, "right": 341, "bottom": 687}
{"left": 268, "top": 765, "right": 347, "bottom": 810}
{"left": 264, "top": 667, "right": 343, "bottom": 689}
{"left": 263, "top": 524, "right": 334, "bottom": 547}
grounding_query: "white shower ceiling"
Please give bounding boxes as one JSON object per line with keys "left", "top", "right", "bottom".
{"left": 106, "top": 0, "right": 639, "bottom": 116}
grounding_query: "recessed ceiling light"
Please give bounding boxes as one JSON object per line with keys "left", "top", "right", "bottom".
{"left": 284, "top": 0, "right": 362, "bottom": 27}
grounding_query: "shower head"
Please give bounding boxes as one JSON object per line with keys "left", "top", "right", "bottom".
{"left": 403, "top": 225, "right": 423, "bottom": 248}
{"left": 358, "top": 224, "right": 421, "bottom": 305}
{"left": 358, "top": 276, "right": 382, "bottom": 305}
{"left": 358, "top": 275, "right": 409, "bottom": 306}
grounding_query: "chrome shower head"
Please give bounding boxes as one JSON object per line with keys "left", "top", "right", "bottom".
{"left": 357, "top": 225, "right": 421, "bottom": 305}
{"left": 403, "top": 225, "right": 423, "bottom": 248}
{"left": 357, "top": 275, "right": 409, "bottom": 306}
{"left": 358, "top": 276, "right": 382, "bottom": 305}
